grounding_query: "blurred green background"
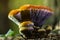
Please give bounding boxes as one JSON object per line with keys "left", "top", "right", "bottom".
{"left": 0, "top": 0, "right": 60, "bottom": 34}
